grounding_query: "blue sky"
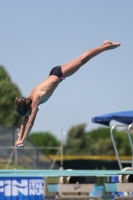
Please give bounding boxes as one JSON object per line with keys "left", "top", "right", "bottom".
{"left": 0, "top": 1, "right": 133, "bottom": 139}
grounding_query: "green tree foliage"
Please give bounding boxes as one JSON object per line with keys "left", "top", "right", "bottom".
{"left": 27, "top": 132, "right": 60, "bottom": 154}
{"left": 28, "top": 124, "right": 133, "bottom": 156}
{"left": 85, "top": 127, "right": 114, "bottom": 155}
{"left": 64, "top": 124, "right": 133, "bottom": 156}
{"left": 64, "top": 124, "right": 89, "bottom": 154}
{"left": 86, "top": 127, "right": 132, "bottom": 155}
{"left": 0, "top": 66, "right": 22, "bottom": 126}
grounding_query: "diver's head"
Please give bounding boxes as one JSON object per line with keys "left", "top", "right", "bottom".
{"left": 14, "top": 97, "right": 32, "bottom": 116}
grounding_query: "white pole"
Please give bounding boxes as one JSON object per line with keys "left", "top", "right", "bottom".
{"left": 60, "top": 127, "right": 66, "bottom": 169}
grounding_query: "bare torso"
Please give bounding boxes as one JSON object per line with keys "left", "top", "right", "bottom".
{"left": 28, "top": 75, "right": 60, "bottom": 106}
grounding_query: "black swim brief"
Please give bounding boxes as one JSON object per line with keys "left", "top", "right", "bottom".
{"left": 49, "top": 66, "right": 65, "bottom": 81}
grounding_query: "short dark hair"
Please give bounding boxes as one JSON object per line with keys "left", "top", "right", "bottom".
{"left": 14, "top": 97, "right": 32, "bottom": 116}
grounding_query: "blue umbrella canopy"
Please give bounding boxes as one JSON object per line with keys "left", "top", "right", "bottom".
{"left": 92, "top": 111, "right": 133, "bottom": 126}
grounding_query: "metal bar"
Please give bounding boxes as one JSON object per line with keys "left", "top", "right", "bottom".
{"left": 5, "top": 150, "right": 15, "bottom": 169}
{"left": 60, "top": 130, "right": 63, "bottom": 168}
{"left": 0, "top": 146, "right": 60, "bottom": 149}
{"left": 56, "top": 196, "right": 100, "bottom": 199}
{"left": 50, "top": 149, "right": 61, "bottom": 169}
{"left": 110, "top": 125, "right": 124, "bottom": 170}
{"left": 110, "top": 125, "right": 128, "bottom": 170}
{"left": 110, "top": 124, "right": 133, "bottom": 170}
{"left": 127, "top": 123, "right": 133, "bottom": 167}
{"left": 14, "top": 129, "right": 18, "bottom": 169}
{"left": 45, "top": 195, "right": 118, "bottom": 200}
{"left": 127, "top": 124, "right": 133, "bottom": 151}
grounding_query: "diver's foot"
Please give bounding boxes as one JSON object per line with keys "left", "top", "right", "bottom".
{"left": 15, "top": 140, "right": 24, "bottom": 148}
{"left": 102, "top": 40, "right": 121, "bottom": 50}
{"left": 16, "top": 143, "right": 24, "bottom": 148}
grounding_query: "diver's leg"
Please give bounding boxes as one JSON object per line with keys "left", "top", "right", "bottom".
{"left": 61, "top": 40, "right": 120, "bottom": 77}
